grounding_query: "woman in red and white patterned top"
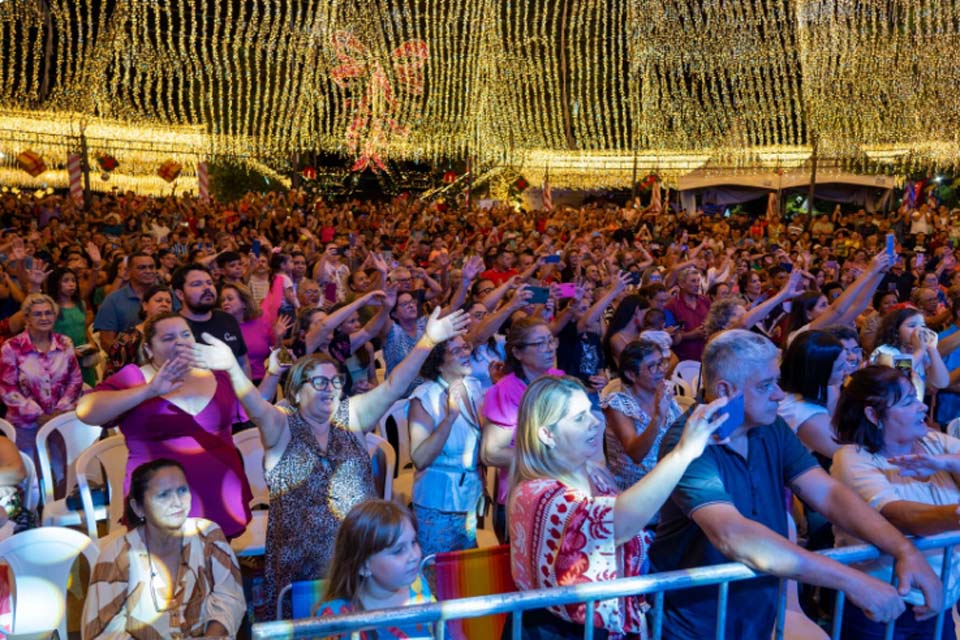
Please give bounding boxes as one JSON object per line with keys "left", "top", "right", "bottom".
{"left": 508, "top": 375, "right": 727, "bottom": 639}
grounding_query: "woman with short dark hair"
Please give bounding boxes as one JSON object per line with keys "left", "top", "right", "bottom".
{"left": 832, "top": 366, "right": 959, "bottom": 639}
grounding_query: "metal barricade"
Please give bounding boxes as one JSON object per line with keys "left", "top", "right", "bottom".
{"left": 252, "top": 530, "right": 960, "bottom": 640}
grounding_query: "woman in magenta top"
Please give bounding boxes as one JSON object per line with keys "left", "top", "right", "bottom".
{"left": 77, "top": 312, "right": 252, "bottom": 538}
{"left": 220, "top": 281, "right": 289, "bottom": 384}
{"left": 480, "top": 317, "right": 564, "bottom": 537}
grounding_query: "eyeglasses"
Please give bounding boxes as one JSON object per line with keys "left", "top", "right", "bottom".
{"left": 307, "top": 375, "right": 345, "bottom": 391}
{"left": 476, "top": 288, "right": 495, "bottom": 296}
{"left": 644, "top": 357, "right": 671, "bottom": 372}
{"left": 521, "top": 337, "right": 558, "bottom": 352}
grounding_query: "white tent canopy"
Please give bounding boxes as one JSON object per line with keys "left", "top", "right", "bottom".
{"left": 678, "top": 168, "right": 896, "bottom": 215}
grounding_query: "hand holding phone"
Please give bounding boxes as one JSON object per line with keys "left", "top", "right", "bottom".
{"left": 713, "top": 394, "right": 745, "bottom": 442}
{"left": 526, "top": 286, "right": 550, "bottom": 305}
{"left": 886, "top": 233, "right": 896, "bottom": 262}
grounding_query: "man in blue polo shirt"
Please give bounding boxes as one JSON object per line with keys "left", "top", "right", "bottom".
{"left": 92, "top": 253, "right": 157, "bottom": 352}
{"left": 650, "top": 329, "right": 941, "bottom": 639}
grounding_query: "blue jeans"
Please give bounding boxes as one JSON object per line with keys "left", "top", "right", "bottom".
{"left": 842, "top": 603, "right": 955, "bottom": 640}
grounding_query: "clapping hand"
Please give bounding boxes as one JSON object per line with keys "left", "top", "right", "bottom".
{"left": 888, "top": 452, "right": 948, "bottom": 480}
{"left": 424, "top": 307, "right": 470, "bottom": 345}
{"left": 146, "top": 355, "right": 190, "bottom": 397}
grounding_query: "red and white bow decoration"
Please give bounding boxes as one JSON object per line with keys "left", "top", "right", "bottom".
{"left": 330, "top": 31, "right": 428, "bottom": 173}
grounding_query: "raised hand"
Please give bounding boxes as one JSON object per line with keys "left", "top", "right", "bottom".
{"left": 424, "top": 307, "right": 470, "bottom": 345}
{"left": 85, "top": 241, "right": 102, "bottom": 265}
{"left": 272, "top": 314, "right": 294, "bottom": 344}
{"left": 462, "top": 255, "right": 484, "bottom": 281}
{"left": 191, "top": 332, "right": 241, "bottom": 371}
{"left": 27, "top": 258, "right": 53, "bottom": 288}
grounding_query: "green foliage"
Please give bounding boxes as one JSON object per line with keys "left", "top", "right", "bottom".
{"left": 208, "top": 158, "right": 286, "bottom": 204}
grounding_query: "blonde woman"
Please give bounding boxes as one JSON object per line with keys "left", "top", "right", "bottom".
{"left": 508, "top": 375, "right": 726, "bottom": 637}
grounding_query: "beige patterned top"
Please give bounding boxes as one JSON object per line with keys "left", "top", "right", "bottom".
{"left": 82, "top": 518, "right": 245, "bottom": 640}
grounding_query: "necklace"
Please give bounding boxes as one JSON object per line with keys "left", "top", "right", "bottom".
{"left": 145, "top": 526, "right": 185, "bottom": 614}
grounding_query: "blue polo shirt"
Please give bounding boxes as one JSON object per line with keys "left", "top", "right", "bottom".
{"left": 92, "top": 284, "right": 143, "bottom": 333}
{"left": 649, "top": 411, "right": 819, "bottom": 640}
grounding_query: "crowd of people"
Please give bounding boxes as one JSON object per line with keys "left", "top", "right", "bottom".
{"left": 2, "top": 185, "right": 960, "bottom": 638}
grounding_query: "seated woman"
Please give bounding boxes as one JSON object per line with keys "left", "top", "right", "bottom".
{"left": 831, "top": 366, "right": 958, "bottom": 639}
{"left": 190, "top": 306, "right": 468, "bottom": 616}
{"left": 314, "top": 499, "right": 433, "bottom": 638}
{"left": 509, "top": 375, "right": 727, "bottom": 638}
{"left": 870, "top": 306, "right": 950, "bottom": 400}
{"left": 77, "top": 312, "right": 253, "bottom": 539}
{"left": 82, "top": 459, "right": 245, "bottom": 639}
{"left": 409, "top": 335, "right": 485, "bottom": 556}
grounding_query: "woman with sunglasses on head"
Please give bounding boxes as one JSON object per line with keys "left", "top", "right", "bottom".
{"left": 481, "top": 317, "right": 565, "bottom": 539}
{"left": 409, "top": 335, "right": 486, "bottom": 556}
{"left": 190, "top": 306, "right": 469, "bottom": 617}
{"left": 82, "top": 459, "right": 245, "bottom": 639}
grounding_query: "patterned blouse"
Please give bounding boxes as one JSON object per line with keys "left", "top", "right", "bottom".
{"left": 600, "top": 379, "right": 682, "bottom": 492}
{"left": 509, "top": 465, "right": 652, "bottom": 637}
{"left": 0, "top": 331, "right": 82, "bottom": 428}
{"left": 82, "top": 518, "right": 245, "bottom": 639}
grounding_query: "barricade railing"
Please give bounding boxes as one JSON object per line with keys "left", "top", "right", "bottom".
{"left": 252, "top": 530, "right": 960, "bottom": 640}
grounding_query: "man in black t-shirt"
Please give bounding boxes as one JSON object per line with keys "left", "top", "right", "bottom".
{"left": 172, "top": 263, "right": 252, "bottom": 378}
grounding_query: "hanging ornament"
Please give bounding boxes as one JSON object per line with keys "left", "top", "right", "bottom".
{"left": 96, "top": 153, "right": 119, "bottom": 173}
{"left": 16, "top": 150, "right": 46, "bottom": 177}
{"left": 158, "top": 160, "right": 182, "bottom": 183}
{"left": 100, "top": 172, "right": 110, "bottom": 181}
{"left": 302, "top": 166, "right": 318, "bottom": 180}
{"left": 443, "top": 170, "right": 457, "bottom": 184}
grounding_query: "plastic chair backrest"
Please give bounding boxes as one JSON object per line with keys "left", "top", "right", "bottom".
{"left": 75, "top": 435, "right": 128, "bottom": 538}
{"left": 36, "top": 411, "right": 103, "bottom": 505}
{"left": 233, "top": 429, "right": 268, "bottom": 507}
{"left": 0, "top": 527, "right": 98, "bottom": 639}
{"left": 671, "top": 360, "right": 701, "bottom": 395}
{"left": 0, "top": 418, "right": 14, "bottom": 442}
{"left": 377, "top": 399, "right": 410, "bottom": 472}
{"left": 365, "top": 432, "right": 396, "bottom": 501}
{"left": 19, "top": 452, "right": 39, "bottom": 513}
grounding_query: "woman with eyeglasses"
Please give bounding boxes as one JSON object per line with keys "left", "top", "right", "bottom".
{"left": 481, "top": 317, "right": 565, "bottom": 539}
{"left": 601, "top": 339, "right": 681, "bottom": 493}
{"left": 190, "top": 306, "right": 469, "bottom": 617}
{"left": 409, "top": 335, "right": 486, "bottom": 556}
{"left": 82, "top": 459, "right": 245, "bottom": 639}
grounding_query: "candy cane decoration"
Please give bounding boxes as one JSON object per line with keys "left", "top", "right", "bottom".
{"left": 67, "top": 153, "right": 84, "bottom": 207}
{"left": 197, "top": 161, "right": 210, "bottom": 202}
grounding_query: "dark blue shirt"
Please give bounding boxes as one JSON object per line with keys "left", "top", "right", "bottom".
{"left": 649, "top": 412, "right": 819, "bottom": 640}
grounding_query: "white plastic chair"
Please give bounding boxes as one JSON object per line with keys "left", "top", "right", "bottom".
{"left": 230, "top": 429, "right": 269, "bottom": 558}
{"left": 0, "top": 418, "right": 14, "bottom": 442}
{"left": 0, "top": 527, "right": 98, "bottom": 640}
{"left": 365, "top": 432, "right": 396, "bottom": 501}
{"left": 36, "top": 411, "right": 103, "bottom": 526}
{"left": 671, "top": 360, "right": 702, "bottom": 398}
{"left": 374, "top": 349, "right": 386, "bottom": 385}
{"left": 377, "top": 399, "right": 411, "bottom": 472}
{"left": 19, "top": 451, "right": 39, "bottom": 514}
{"left": 75, "top": 435, "right": 128, "bottom": 538}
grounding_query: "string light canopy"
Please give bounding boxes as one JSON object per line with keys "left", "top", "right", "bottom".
{"left": 1, "top": 0, "right": 959, "bottom": 191}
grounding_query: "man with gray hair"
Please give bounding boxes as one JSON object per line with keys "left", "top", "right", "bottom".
{"left": 649, "top": 329, "right": 942, "bottom": 639}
